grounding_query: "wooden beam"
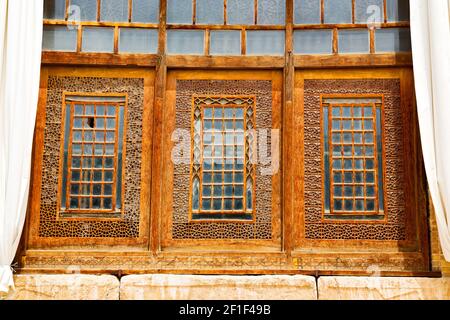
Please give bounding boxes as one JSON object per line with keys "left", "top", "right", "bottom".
{"left": 241, "top": 28, "right": 246, "bottom": 55}
{"left": 113, "top": 26, "right": 119, "bottom": 54}
{"left": 204, "top": 28, "right": 210, "bottom": 55}
{"left": 150, "top": 0, "right": 168, "bottom": 254}
{"left": 128, "top": 0, "right": 132, "bottom": 22}
{"left": 293, "top": 22, "right": 409, "bottom": 29}
{"left": 43, "top": 20, "right": 160, "bottom": 28}
{"left": 283, "top": 0, "right": 295, "bottom": 256}
{"left": 370, "top": 27, "right": 375, "bottom": 53}
{"left": 165, "top": 24, "right": 285, "bottom": 30}
{"left": 332, "top": 28, "right": 338, "bottom": 54}
{"left": 41, "top": 52, "right": 412, "bottom": 69}
{"left": 41, "top": 52, "right": 158, "bottom": 66}
{"left": 165, "top": 55, "right": 285, "bottom": 68}
{"left": 294, "top": 53, "right": 413, "bottom": 68}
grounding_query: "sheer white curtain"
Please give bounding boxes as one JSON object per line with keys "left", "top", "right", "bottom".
{"left": 0, "top": 0, "right": 43, "bottom": 293}
{"left": 410, "top": 0, "right": 450, "bottom": 261}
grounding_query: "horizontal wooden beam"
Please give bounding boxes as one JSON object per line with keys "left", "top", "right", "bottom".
{"left": 166, "top": 24, "right": 285, "bottom": 30}
{"left": 42, "top": 52, "right": 158, "bottom": 67}
{"left": 44, "top": 20, "right": 159, "bottom": 29}
{"left": 16, "top": 267, "right": 442, "bottom": 278}
{"left": 166, "top": 55, "right": 285, "bottom": 68}
{"left": 42, "top": 52, "right": 412, "bottom": 69}
{"left": 294, "top": 53, "right": 413, "bottom": 68}
{"left": 293, "top": 22, "right": 409, "bottom": 30}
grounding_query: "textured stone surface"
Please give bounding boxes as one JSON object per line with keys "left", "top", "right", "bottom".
{"left": 4, "top": 274, "right": 450, "bottom": 300}
{"left": 318, "top": 276, "right": 450, "bottom": 300}
{"left": 4, "top": 274, "right": 120, "bottom": 300}
{"left": 120, "top": 274, "right": 317, "bottom": 300}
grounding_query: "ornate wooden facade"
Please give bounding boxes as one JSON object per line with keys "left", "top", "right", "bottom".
{"left": 18, "top": 0, "right": 433, "bottom": 276}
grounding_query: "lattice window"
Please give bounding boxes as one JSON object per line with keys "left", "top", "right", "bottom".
{"left": 322, "top": 96, "right": 385, "bottom": 220}
{"left": 190, "top": 96, "right": 256, "bottom": 221}
{"left": 59, "top": 95, "right": 126, "bottom": 217}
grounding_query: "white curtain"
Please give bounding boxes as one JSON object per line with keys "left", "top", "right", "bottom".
{"left": 0, "top": 0, "right": 43, "bottom": 293}
{"left": 410, "top": 0, "right": 450, "bottom": 261}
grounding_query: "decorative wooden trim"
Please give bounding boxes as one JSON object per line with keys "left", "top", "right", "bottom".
{"left": 18, "top": 250, "right": 432, "bottom": 274}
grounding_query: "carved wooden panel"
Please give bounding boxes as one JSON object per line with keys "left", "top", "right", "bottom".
{"left": 25, "top": 65, "right": 156, "bottom": 248}
{"left": 172, "top": 80, "right": 273, "bottom": 240}
{"left": 303, "top": 79, "right": 405, "bottom": 240}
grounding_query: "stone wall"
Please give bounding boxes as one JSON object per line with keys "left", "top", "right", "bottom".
{"left": 2, "top": 274, "right": 449, "bottom": 300}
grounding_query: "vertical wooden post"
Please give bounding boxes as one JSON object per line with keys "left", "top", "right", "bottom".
{"left": 352, "top": 0, "right": 356, "bottom": 23}
{"left": 369, "top": 28, "right": 375, "bottom": 54}
{"left": 114, "top": 26, "right": 119, "bottom": 54}
{"left": 332, "top": 28, "right": 338, "bottom": 54}
{"left": 283, "top": 0, "right": 294, "bottom": 257}
{"left": 97, "top": 0, "right": 101, "bottom": 21}
{"left": 128, "top": 0, "right": 133, "bottom": 22}
{"left": 150, "top": 0, "right": 168, "bottom": 254}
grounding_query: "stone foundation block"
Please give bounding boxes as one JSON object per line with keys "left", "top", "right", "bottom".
{"left": 4, "top": 274, "right": 120, "bottom": 300}
{"left": 318, "top": 276, "right": 450, "bottom": 300}
{"left": 120, "top": 274, "right": 317, "bottom": 300}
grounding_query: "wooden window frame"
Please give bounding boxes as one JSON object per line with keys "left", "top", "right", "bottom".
{"left": 321, "top": 95, "right": 386, "bottom": 221}
{"left": 188, "top": 95, "right": 257, "bottom": 222}
{"left": 58, "top": 92, "right": 128, "bottom": 218}
{"left": 44, "top": 0, "right": 160, "bottom": 54}
{"left": 293, "top": 0, "right": 410, "bottom": 55}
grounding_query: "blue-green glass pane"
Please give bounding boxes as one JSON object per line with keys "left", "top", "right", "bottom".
{"left": 132, "top": 0, "right": 159, "bottom": 23}
{"left": 258, "top": 0, "right": 285, "bottom": 25}
{"left": 227, "top": 0, "right": 254, "bottom": 25}
{"left": 100, "top": 0, "right": 128, "bottom": 22}
{"left": 167, "top": 0, "right": 193, "bottom": 24}
{"left": 70, "top": 0, "right": 97, "bottom": 21}
{"left": 324, "top": 0, "right": 352, "bottom": 24}
{"left": 196, "top": 0, "right": 224, "bottom": 24}
{"left": 294, "top": 0, "right": 321, "bottom": 24}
